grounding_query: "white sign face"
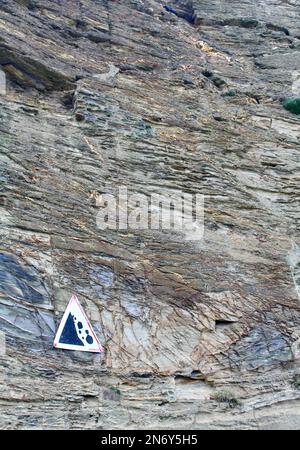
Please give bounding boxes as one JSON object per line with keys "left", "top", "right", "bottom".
{"left": 53, "top": 295, "right": 104, "bottom": 353}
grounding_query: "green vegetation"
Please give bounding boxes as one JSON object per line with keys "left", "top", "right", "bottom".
{"left": 109, "top": 386, "right": 121, "bottom": 396}
{"left": 292, "top": 376, "right": 300, "bottom": 389}
{"left": 283, "top": 97, "right": 300, "bottom": 115}
{"left": 222, "top": 89, "right": 237, "bottom": 97}
{"left": 211, "top": 390, "right": 241, "bottom": 408}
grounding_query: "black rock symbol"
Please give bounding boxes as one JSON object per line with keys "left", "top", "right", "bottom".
{"left": 59, "top": 313, "right": 84, "bottom": 346}
{"left": 85, "top": 329, "right": 94, "bottom": 345}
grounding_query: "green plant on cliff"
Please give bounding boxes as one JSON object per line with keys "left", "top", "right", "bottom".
{"left": 109, "top": 386, "right": 121, "bottom": 396}
{"left": 211, "top": 390, "right": 241, "bottom": 408}
{"left": 222, "top": 89, "right": 237, "bottom": 97}
{"left": 292, "top": 376, "right": 300, "bottom": 389}
{"left": 283, "top": 97, "right": 300, "bottom": 115}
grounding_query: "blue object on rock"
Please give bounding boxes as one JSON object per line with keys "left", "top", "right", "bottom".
{"left": 164, "top": 5, "right": 177, "bottom": 14}
{"left": 163, "top": 5, "right": 195, "bottom": 24}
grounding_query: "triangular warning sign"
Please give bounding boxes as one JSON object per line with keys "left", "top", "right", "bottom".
{"left": 53, "top": 295, "right": 104, "bottom": 353}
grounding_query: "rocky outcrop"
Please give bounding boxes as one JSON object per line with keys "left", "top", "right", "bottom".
{"left": 0, "top": 0, "right": 300, "bottom": 429}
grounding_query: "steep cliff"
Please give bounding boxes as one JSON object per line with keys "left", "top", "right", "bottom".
{"left": 0, "top": 0, "right": 300, "bottom": 429}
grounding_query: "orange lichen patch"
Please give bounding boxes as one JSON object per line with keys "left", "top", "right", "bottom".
{"left": 196, "top": 41, "right": 230, "bottom": 61}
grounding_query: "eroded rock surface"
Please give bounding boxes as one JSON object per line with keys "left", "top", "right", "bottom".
{"left": 0, "top": 0, "right": 300, "bottom": 429}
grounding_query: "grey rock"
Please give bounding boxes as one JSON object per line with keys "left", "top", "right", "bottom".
{"left": 0, "top": 0, "right": 299, "bottom": 430}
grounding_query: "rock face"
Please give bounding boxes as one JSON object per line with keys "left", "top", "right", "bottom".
{"left": 0, "top": 0, "right": 300, "bottom": 430}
